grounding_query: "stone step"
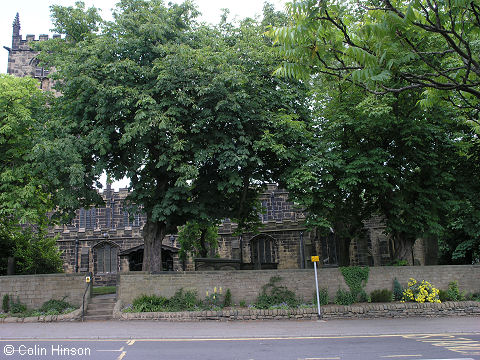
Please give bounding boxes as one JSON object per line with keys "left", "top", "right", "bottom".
{"left": 85, "top": 309, "right": 113, "bottom": 316}
{"left": 83, "top": 314, "right": 112, "bottom": 321}
{"left": 87, "top": 303, "right": 115, "bottom": 310}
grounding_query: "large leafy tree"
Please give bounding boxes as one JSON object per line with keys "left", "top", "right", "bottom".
{"left": 0, "top": 75, "right": 52, "bottom": 224}
{"left": 280, "top": 80, "right": 480, "bottom": 263}
{"left": 268, "top": 0, "right": 480, "bottom": 126}
{"left": 0, "top": 74, "right": 65, "bottom": 274}
{"left": 37, "top": 0, "right": 310, "bottom": 272}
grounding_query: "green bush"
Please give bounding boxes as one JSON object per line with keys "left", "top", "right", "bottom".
{"left": 439, "top": 289, "right": 448, "bottom": 302}
{"left": 239, "top": 300, "right": 246, "bottom": 307}
{"left": 393, "top": 278, "right": 403, "bottom": 301}
{"left": 2, "top": 294, "right": 9, "bottom": 313}
{"left": 446, "top": 281, "right": 465, "bottom": 301}
{"left": 130, "top": 289, "right": 201, "bottom": 313}
{"left": 370, "top": 289, "right": 393, "bottom": 303}
{"left": 313, "top": 288, "right": 329, "bottom": 306}
{"left": 7, "top": 227, "right": 63, "bottom": 275}
{"left": 131, "top": 294, "right": 168, "bottom": 312}
{"left": 10, "top": 298, "right": 27, "bottom": 314}
{"left": 334, "top": 288, "right": 356, "bottom": 305}
{"left": 39, "top": 299, "right": 75, "bottom": 314}
{"left": 255, "top": 276, "right": 299, "bottom": 309}
{"left": 223, "top": 289, "right": 232, "bottom": 307}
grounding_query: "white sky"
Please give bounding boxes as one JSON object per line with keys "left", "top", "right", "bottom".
{"left": 2, "top": 0, "right": 287, "bottom": 190}
{"left": 1, "top": 0, "right": 287, "bottom": 74}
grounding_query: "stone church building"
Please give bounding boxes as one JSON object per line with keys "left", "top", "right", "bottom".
{"left": 4, "top": 14, "right": 434, "bottom": 283}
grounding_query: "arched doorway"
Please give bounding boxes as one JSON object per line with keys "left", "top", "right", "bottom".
{"left": 250, "top": 234, "right": 278, "bottom": 270}
{"left": 93, "top": 241, "right": 119, "bottom": 274}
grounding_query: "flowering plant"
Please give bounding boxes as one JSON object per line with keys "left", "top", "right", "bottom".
{"left": 401, "top": 278, "right": 441, "bottom": 303}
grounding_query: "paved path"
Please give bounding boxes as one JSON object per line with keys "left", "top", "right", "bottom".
{"left": 1, "top": 316, "right": 479, "bottom": 339}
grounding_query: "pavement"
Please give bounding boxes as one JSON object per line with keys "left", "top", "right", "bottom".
{"left": 1, "top": 316, "right": 479, "bottom": 340}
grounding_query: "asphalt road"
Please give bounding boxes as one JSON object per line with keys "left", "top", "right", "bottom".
{"left": 1, "top": 317, "right": 479, "bottom": 360}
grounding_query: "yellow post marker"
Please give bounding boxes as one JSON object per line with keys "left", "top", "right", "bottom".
{"left": 311, "top": 256, "right": 321, "bottom": 319}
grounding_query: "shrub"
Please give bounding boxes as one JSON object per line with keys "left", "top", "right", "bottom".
{"left": 130, "top": 289, "right": 201, "bottom": 313}
{"left": 439, "top": 289, "right": 448, "bottom": 302}
{"left": 313, "top": 288, "right": 329, "bottom": 306}
{"left": 370, "top": 289, "right": 393, "bottom": 303}
{"left": 393, "top": 278, "right": 403, "bottom": 301}
{"left": 334, "top": 288, "right": 356, "bottom": 305}
{"left": 239, "top": 300, "right": 246, "bottom": 307}
{"left": 2, "top": 294, "right": 9, "bottom": 313}
{"left": 223, "top": 289, "right": 232, "bottom": 308}
{"left": 132, "top": 294, "right": 168, "bottom": 312}
{"left": 401, "top": 278, "right": 441, "bottom": 303}
{"left": 446, "top": 281, "right": 465, "bottom": 301}
{"left": 255, "top": 276, "right": 299, "bottom": 309}
{"left": 168, "top": 289, "right": 200, "bottom": 311}
{"left": 39, "top": 298, "right": 75, "bottom": 314}
{"left": 10, "top": 298, "right": 27, "bottom": 314}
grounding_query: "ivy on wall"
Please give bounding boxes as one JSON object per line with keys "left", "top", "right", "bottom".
{"left": 340, "top": 266, "right": 370, "bottom": 302}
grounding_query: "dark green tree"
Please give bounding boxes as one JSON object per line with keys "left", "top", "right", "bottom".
{"left": 37, "top": 1, "right": 311, "bottom": 272}
{"left": 279, "top": 81, "right": 480, "bottom": 263}
{"left": 177, "top": 221, "right": 218, "bottom": 261}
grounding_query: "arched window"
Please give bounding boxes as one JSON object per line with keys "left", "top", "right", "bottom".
{"left": 94, "top": 242, "right": 118, "bottom": 274}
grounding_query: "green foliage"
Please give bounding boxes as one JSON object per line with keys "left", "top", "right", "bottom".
{"left": 239, "top": 300, "right": 246, "bottom": 307}
{"left": 313, "top": 288, "right": 329, "bottom": 306}
{"left": 334, "top": 288, "right": 356, "bottom": 306}
{"left": 438, "top": 289, "right": 449, "bottom": 303}
{"left": 393, "top": 278, "right": 403, "bottom": 301}
{"left": 387, "top": 260, "right": 409, "bottom": 266}
{"left": 446, "top": 281, "right": 465, "bottom": 301}
{"left": 130, "top": 289, "right": 201, "bottom": 313}
{"left": 10, "top": 297, "right": 27, "bottom": 314}
{"left": 269, "top": 0, "right": 480, "bottom": 120}
{"left": 255, "top": 276, "right": 300, "bottom": 309}
{"left": 223, "top": 289, "right": 232, "bottom": 308}
{"left": 39, "top": 298, "right": 75, "bottom": 314}
{"left": 1, "top": 226, "right": 63, "bottom": 275}
{"left": 2, "top": 294, "right": 9, "bottom": 313}
{"left": 177, "top": 222, "right": 218, "bottom": 261}
{"left": 340, "top": 266, "right": 369, "bottom": 301}
{"left": 370, "top": 289, "right": 393, "bottom": 303}
{"left": 0, "top": 75, "right": 53, "bottom": 226}
{"left": 37, "top": 1, "right": 312, "bottom": 271}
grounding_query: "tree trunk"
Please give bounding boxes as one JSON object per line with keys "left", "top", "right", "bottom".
{"left": 393, "top": 233, "right": 415, "bottom": 265}
{"left": 336, "top": 236, "right": 351, "bottom": 266}
{"left": 199, "top": 227, "right": 208, "bottom": 258}
{"left": 142, "top": 219, "right": 166, "bottom": 273}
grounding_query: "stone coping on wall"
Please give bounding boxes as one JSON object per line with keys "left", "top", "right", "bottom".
{"left": 113, "top": 300, "right": 480, "bottom": 321}
{"left": 0, "top": 307, "right": 83, "bottom": 323}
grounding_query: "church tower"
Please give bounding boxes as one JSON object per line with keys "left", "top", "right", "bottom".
{"left": 4, "top": 13, "right": 56, "bottom": 91}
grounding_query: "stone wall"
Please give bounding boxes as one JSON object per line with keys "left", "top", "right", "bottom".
{"left": 0, "top": 274, "right": 88, "bottom": 309}
{"left": 115, "top": 301, "right": 480, "bottom": 321}
{"left": 118, "top": 265, "right": 480, "bottom": 306}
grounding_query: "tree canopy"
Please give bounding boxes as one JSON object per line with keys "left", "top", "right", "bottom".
{"left": 37, "top": 0, "right": 311, "bottom": 272}
{"left": 0, "top": 74, "right": 64, "bottom": 274}
{"left": 268, "top": 0, "right": 480, "bottom": 127}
